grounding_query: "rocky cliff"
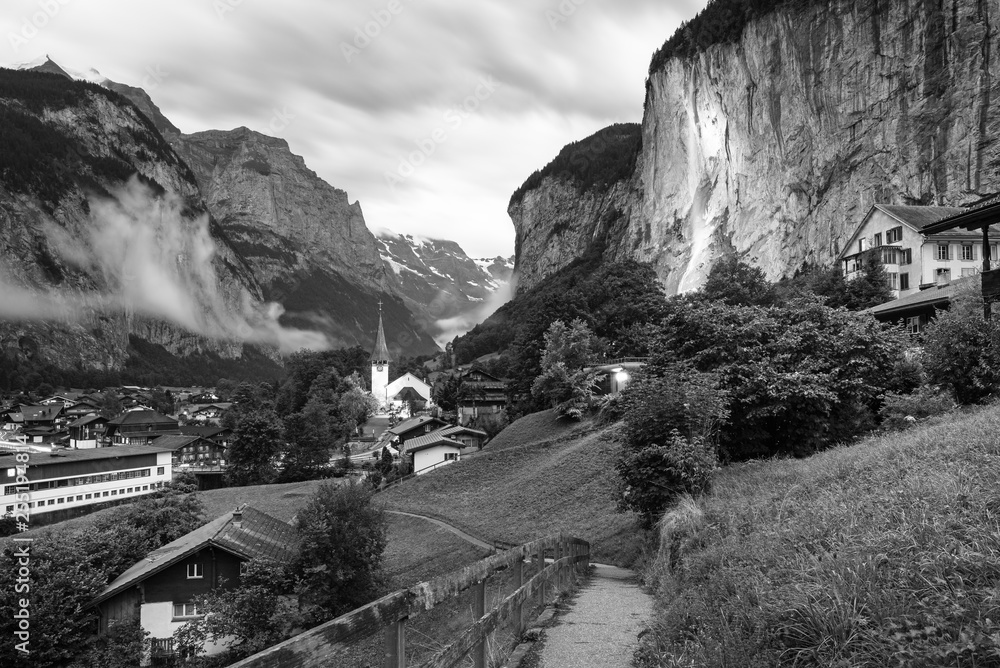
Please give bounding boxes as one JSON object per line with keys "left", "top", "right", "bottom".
{"left": 170, "top": 128, "right": 439, "bottom": 356}
{"left": 512, "top": 0, "right": 1000, "bottom": 294}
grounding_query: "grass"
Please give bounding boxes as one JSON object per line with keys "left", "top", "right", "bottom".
{"left": 639, "top": 405, "right": 1000, "bottom": 667}
{"left": 381, "top": 409, "right": 645, "bottom": 567}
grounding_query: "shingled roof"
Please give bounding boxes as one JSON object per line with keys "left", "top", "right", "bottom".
{"left": 92, "top": 505, "right": 299, "bottom": 607}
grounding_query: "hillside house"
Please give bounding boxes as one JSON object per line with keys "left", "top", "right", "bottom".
{"left": 456, "top": 369, "right": 506, "bottom": 425}
{"left": 20, "top": 404, "right": 64, "bottom": 428}
{"left": 178, "top": 425, "right": 232, "bottom": 449}
{"left": 68, "top": 414, "right": 109, "bottom": 449}
{"left": 386, "top": 415, "right": 450, "bottom": 447}
{"left": 64, "top": 400, "right": 101, "bottom": 420}
{"left": 0, "top": 445, "right": 173, "bottom": 519}
{"left": 153, "top": 434, "right": 227, "bottom": 468}
{"left": 435, "top": 425, "right": 488, "bottom": 452}
{"left": 185, "top": 403, "right": 233, "bottom": 425}
{"left": 838, "top": 204, "right": 1000, "bottom": 298}
{"left": 90, "top": 505, "right": 299, "bottom": 665}
{"left": 106, "top": 410, "right": 180, "bottom": 445}
{"left": 404, "top": 433, "right": 463, "bottom": 474}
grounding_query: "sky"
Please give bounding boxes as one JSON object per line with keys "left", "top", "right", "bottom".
{"left": 1, "top": 0, "right": 706, "bottom": 259}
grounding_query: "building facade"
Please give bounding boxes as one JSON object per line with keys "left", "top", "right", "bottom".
{"left": 0, "top": 445, "right": 173, "bottom": 518}
{"left": 839, "top": 204, "right": 1000, "bottom": 299}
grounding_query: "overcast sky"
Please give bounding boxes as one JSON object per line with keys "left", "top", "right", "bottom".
{"left": 1, "top": 0, "right": 705, "bottom": 259}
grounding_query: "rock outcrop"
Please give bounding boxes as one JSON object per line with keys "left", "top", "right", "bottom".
{"left": 512, "top": 0, "right": 1000, "bottom": 294}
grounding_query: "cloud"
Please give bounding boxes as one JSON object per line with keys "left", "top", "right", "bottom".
{"left": 431, "top": 279, "right": 514, "bottom": 348}
{"left": 11, "top": 177, "right": 332, "bottom": 355}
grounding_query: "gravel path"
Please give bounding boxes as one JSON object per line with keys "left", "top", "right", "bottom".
{"left": 534, "top": 564, "right": 653, "bottom": 668}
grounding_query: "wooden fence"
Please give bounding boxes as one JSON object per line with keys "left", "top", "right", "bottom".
{"left": 225, "top": 533, "right": 590, "bottom": 668}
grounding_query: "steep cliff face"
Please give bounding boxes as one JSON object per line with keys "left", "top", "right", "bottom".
{"left": 508, "top": 124, "right": 641, "bottom": 292}
{"left": 170, "top": 128, "right": 440, "bottom": 356}
{"left": 514, "top": 0, "right": 1000, "bottom": 294}
{"left": 0, "top": 68, "right": 261, "bottom": 372}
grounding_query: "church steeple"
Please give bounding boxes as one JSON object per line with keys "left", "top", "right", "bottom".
{"left": 371, "top": 299, "right": 391, "bottom": 364}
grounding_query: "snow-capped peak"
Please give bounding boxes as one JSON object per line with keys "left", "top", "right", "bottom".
{"left": 10, "top": 55, "right": 107, "bottom": 84}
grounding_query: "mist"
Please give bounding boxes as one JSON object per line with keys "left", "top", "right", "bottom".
{"left": 432, "top": 280, "right": 514, "bottom": 349}
{"left": 6, "top": 178, "right": 331, "bottom": 355}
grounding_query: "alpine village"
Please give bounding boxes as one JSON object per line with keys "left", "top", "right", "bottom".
{"left": 5, "top": 0, "right": 1000, "bottom": 667}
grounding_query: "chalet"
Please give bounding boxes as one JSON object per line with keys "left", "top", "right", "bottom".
{"left": 403, "top": 433, "right": 463, "bottom": 474}
{"left": 91, "top": 505, "right": 299, "bottom": 664}
{"left": 153, "top": 434, "right": 227, "bottom": 468}
{"left": 0, "top": 445, "right": 173, "bottom": 518}
{"left": 178, "top": 425, "right": 233, "bottom": 449}
{"left": 838, "top": 204, "right": 1000, "bottom": 299}
{"left": 456, "top": 369, "right": 506, "bottom": 425}
{"left": 434, "top": 425, "right": 488, "bottom": 452}
{"left": 68, "top": 414, "right": 109, "bottom": 449}
{"left": 39, "top": 394, "right": 74, "bottom": 407}
{"left": 188, "top": 391, "right": 221, "bottom": 404}
{"left": 20, "top": 404, "right": 64, "bottom": 428}
{"left": 63, "top": 400, "right": 102, "bottom": 420}
{"left": 106, "top": 410, "right": 179, "bottom": 445}
{"left": 1, "top": 409, "right": 23, "bottom": 431}
{"left": 187, "top": 403, "right": 232, "bottom": 424}
{"left": 386, "top": 415, "right": 450, "bottom": 446}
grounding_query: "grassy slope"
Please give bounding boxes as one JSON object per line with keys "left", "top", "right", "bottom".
{"left": 644, "top": 406, "right": 1000, "bottom": 667}
{"left": 382, "top": 409, "right": 644, "bottom": 567}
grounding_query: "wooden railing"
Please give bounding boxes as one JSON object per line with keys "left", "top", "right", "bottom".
{"left": 225, "top": 533, "right": 590, "bottom": 668}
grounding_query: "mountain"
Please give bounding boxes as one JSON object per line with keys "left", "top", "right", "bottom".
{"left": 510, "top": 0, "right": 1000, "bottom": 294}
{"left": 0, "top": 59, "right": 440, "bottom": 387}
{"left": 375, "top": 231, "right": 513, "bottom": 345}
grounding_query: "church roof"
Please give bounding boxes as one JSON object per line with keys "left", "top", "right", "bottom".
{"left": 371, "top": 311, "right": 391, "bottom": 363}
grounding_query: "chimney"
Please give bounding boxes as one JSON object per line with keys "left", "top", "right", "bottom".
{"left": 232, "top": 508, "right": 243, "bottom": 528}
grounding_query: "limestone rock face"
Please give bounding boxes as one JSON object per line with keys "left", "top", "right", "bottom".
{"left": 170, "top": 128, "right": 440, "bottom": 356}
{"left": 513, "top": 0, "right": 1000, "bottom": 294}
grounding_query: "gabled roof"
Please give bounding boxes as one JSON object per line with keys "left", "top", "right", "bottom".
{"left": 866, "top": 279, "right": 962, "bottom": 319}
{"left": 19, "top": 404, "right": 62, "bottom": 422}
{"left": 0, "top": 444, "right": 171, "bottom": 467}
{"left": 151, "top": 434, "right": 207, "bottom": 451}
{"left": 436, "top": 425, "right": 488, "bottom": 439}
{"left": 460, "top": 368, "right": 505, "bottom": 383}
{"left": 393, "top": 387, "right": 425, "bottom": 402}
{"left": 404, "top": 433, "right": 464, "bottom": 453}
{"left": 67, "top": 414, "right": 108, "bottom": 428}
{"left": 387, "top": 415, "right": 447, "bottom": 436}
{"left": 179, "top": 425, "right": 231, "bottom": 439}
{"left": 92, "top": 505, "right": 299, "bottom": 607}
{"left": 371, "top": 311, "right": 391, "bottom": 363}
{"left": 876, "top": 204, "right": 966, "bottom": 230}
{"left": 107, "top": 410, "right": 177, "bottom": 426}
{"left": 920, "top": 195, "right": 1000, "bottom": 234}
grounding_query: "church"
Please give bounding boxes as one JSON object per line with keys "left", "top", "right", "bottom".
{"left": 370, "top": 301, "right": 433, "bottom": 412}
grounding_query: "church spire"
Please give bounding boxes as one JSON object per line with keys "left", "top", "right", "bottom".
{"left": 371, "top": 298, "right": 391, "bottom": 363}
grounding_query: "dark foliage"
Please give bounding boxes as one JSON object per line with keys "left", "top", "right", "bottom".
{"left": 510, "top": 123, "right": 641, "bottom": 206}
{"left": 648, "top": 0, "right": 806, "bottom": 74}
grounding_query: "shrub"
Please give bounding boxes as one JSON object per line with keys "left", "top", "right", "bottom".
{"left": 879, "top": 386, "right": 955, "bottom": 431}
{"left": 616, "top": 430, "right": 718, "bottom": 529}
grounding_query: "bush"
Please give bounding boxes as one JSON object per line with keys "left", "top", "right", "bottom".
{"left": 880, "top": 386, "right": 955, "bottom": 431}
{"left": 616, "top": 430, "right": 718, "bottom": 529}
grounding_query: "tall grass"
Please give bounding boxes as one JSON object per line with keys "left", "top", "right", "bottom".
{"left": 641, "top": 406, "right": 1000, "bottom": 667}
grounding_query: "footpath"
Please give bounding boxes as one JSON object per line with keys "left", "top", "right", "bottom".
{"left": 386, "top": 509, "right": 654, "bottom": 668}
{"left": 530, "top": 563, "right": 653, "bottom": 668}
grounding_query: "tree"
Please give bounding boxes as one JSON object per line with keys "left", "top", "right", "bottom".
{"left": 922, "top": 280, "right": 1000, "bottom": 404}
{"left": 280, "top": 402, "right": 334, "bottom": 482}
{"left": 173, "top": 559, "right": 296, "bottom": 663}
{"left": 433, "top": 375, "right": 461, "bottom": 412}
{"left": 700, "top": 256, "right": 776, "bottom": 306}
{"left": 227, "top": 410, "right": 283, "bottom": 486}
{"left": 338, "top": 382, "right": 378, "bottom": 436}
{"left": 97, "top": 389, "right": 123, "bottom": 419}
{"left": 531, "top": 319, "right": 599, "bottom": 419}
{"left": 293, "top": 481, "right": 388, "bottom": 623}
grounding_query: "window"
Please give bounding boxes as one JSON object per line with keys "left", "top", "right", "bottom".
{"left": 110, "top": 490, "right": 117, "bottom": 496}
{"left": 172, "top": 602, "right": 200, "bottom": 619}
{"left": 907, "top": 316, "right": 925, "bottom": 335}
{"left": 899, "top": 273, "right": 910, "bottom": 290}
{"left": 102, "top": 491, "right": 109, "bottom": 497}
{"left": 900, "top": 248, "right": 912, "bottom": 265}
{"left": 187, "top": 563, "right": 204, "bottom": 579}
{"left": 880, "top": 248, "right": 898, "bottom": 264}
{"left": 938, "top": 244, "right": 950, "bottom": 260}
{"left": 47, "top": 499, "right": 54, "bottom": 505}
{"left": 937, "top": 268, "right": 952, "bottom": 283}
{"left": 962, "top": 267, "right": 978, "bottom": 277}
{"left": 444, "top": 453, "right": 458, "bottom": 461}
{"left": 886, "top": 273, "right": 898, "bottom": 289}
{"left": 85, "top": 493, "right": 92, "bottom": 499}
{"left": 886, "top": 226, "right": 903, "bottom": 243}
{"left": 962, "top": 245, "right": 975, "bottom": 261}
{"left": 874, "top": 232, "right": 883, "bottom": 247}
{"left": 157, "top": 467, "right": 164, "bottom": 475}
{"left": 5, "top": 505, "right": 12, "bottom": 513}
{"left": 75, "top": 495, "right": 82, "bottom": 501}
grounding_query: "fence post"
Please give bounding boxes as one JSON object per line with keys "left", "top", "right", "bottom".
{"left": 473, "top": 579, "right": 487, "bottom": 668}
{"left": 514, "top": 556, "right": 524, "bottom": 638}
{"left": 536, "top": 543, "right": 545, "bottom": 609}
{"left": 384, "top": 618, "right": 406, "bottom": 668}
